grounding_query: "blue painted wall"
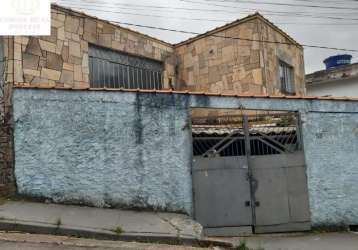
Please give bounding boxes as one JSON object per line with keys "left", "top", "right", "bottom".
{"left": 13, "top": 89, "right": 358, "bottom": 226}
{"left": 13, "top": 89, "right": 193, "bottom": 214}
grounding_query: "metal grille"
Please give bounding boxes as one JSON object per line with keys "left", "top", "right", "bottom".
{"left": 89, "top": 45, "right": 163, "bottom": 89}
{"left": 279, "top": 60, "right": 295, "bottom": 95}
{"left": 192, "top": 112, "right": 301, "bottom": 157}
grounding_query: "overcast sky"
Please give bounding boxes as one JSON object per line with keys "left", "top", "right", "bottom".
{"left": 54, "top": 0, "right": 358, "bottom": 74}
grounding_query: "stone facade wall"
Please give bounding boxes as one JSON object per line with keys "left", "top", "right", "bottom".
{"left": 259, "top": 20, "right": 305, "bottom": 96}
{"left": 174, "top": 17, "right": 305, "bottom": 96}
{"left": 12, "top": 5, "right": 176, "bottom": 89}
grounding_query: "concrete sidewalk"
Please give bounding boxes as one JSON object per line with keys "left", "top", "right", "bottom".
{"left": 0, "top": 201, "right": 215, "bottom": 246}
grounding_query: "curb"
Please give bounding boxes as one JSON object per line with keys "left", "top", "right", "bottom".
{"left": 0, "top": 220, "right": 233, "bottom": 248}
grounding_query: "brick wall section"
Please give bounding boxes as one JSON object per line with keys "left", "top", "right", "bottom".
{"left": 12, "top": 5, "right": 176, "bottom": 89}
{"left": 174, "top": 17, "right": 305, "bottom": 96}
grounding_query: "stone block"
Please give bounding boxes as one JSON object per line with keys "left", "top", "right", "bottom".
{"left": 51, "top": 19, "right": 64, "bottom": 28}
{"left": 14, "top": 43, "right": 22, "bottom": 60}
{"left": 57, "top": 26, "right": 65, "bottom": 41}
{"left": 82, "top": 53, "right": 89, "bottom": 69}
{"left": 23, "top": 53, "right": 39, "bottom": 70}
{"left": 41, "top": 68, "right": 61, "bottom": 81}
{"left": 26, "top": 38, "right": 43, "bottom": 56}
{"left": 56, "top": 40, "right": 64, "bottom": 55}
{"left": 98, "top": 34, "right": 112, "bottom": 48}
{"left": 65, "top": 16, "right": 80, "bottom": 33}
{"left": 68, "top": 56, "right": 82, "bottom": 65}
{"left": 23, "top": 69, "right": 40, "bottom": 77}
{"left": 84, "top": 18, "right": 97, "bottom": 33}
{"left": 72, "top": 33, "right": 80, "bottom": 42}
{"left": 102, "top": 23, "right": 115, "bottom": 34}
{"left": 24, "top": 74, "right": 34, "bottom": 83}
{"left": 74, "top": 65, "right": 83, "bottom": 81}
{"left": 14, "top": 60, "right": 24, "bottom": 83}
{"left": 83, "top": 32, "right": 97, "bottom": 44}
{"left": 60, "top": 69, "right": 74, "bottom": 84}
{"left": 80, "top": 41, "right": 88, "bottom": 52}
{"left": 69, "top": 41, "right": 81, "bottom": 58}
{"left": 39, "top": 40, "right": 56, "bottom": 53}
{"left": 63, "top": 63, "right": 74, "bottom": 71}
{"left": 62, "top": 46, "right": 69, "bottom": 61}
{"left": 46, "top": 52, "right": 63, "bottom": 71}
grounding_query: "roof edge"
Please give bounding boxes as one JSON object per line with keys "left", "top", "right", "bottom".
{"left": 51, "top": 4, "right": 173, "bottom": 48}
{"left": 174, "top": 12, "right": 301, "bottom": 48}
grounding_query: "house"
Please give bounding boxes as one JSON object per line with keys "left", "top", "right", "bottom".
{"left": 3, "top": 4, "right": 305, "bottom": 96}
{"left": 306, "top": 55, "right": 358, "bottom": 97}
{"left": 4, "top": 4, "right": 358, "bottom": 236}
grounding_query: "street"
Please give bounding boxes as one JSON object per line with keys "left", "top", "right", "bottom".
{"left": 0, "top": 232, "right": 216, "bottom": 250}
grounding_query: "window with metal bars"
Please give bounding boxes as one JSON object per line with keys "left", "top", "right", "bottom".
{"left": 279, "top": 60, "right": 296, "bottom": 95}
{"left": 89, "top": 45, "right": 163, "bottom": 89}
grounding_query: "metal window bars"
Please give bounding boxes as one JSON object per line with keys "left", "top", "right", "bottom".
{"left": 192, "top": 112, "right": 302, "bottom": 157}
{"left": 89, "top": 45, "right": 163, "bottom": 90}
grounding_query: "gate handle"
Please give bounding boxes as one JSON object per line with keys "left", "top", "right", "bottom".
{"left": 245, "top": 201, "right": 251, "bottom": 207}
{"left": 255, "top": 201, "right": 260, "bottom": 207}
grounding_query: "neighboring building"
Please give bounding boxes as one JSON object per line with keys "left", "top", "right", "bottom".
{"left": 306, "top": 55, "right": 358, "bottom": 97}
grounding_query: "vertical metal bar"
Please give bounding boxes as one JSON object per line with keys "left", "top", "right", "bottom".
{"left": 127, "top": 66, "right": 130, "bottom": 89}
{"left": 136, "top": 68, "right": 139, "bottom": 89}
{"left": 149, "top": 71, "right": 153, "bottom": 89}
{"left": 295, "top": 113, "right": 303, "bottom": 150}
{"left": 139, "top": 69, "right": 143, "bottom": 89}
{"left": 244, "top": 115, "right": 256, "bottom": 229}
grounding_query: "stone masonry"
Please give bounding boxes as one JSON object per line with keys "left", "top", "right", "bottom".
{"left": 11, "top": 5, "right": 176, "bottom": 89}
{"left": 175, "top": 15, "right": 305, "bottom": 96}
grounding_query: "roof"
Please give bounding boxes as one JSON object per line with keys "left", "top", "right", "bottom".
{"left": 52, "top": 4, "right": 301, "bottom": 49}
{"left": 306, "top": 62, "right": 358, "bottom": 85}
{"left": 174, "top": 12, "right": 302, "bottom": 48}
{"left": 13, "top": 85, "right": 358, "bottom": 102}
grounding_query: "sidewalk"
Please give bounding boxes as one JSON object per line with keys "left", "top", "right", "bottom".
{"left": 0, "top": 201, "right": 223, "bottom": 246}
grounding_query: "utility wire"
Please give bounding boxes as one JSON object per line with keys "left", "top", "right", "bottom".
{"left": 181, "top": 0, "right": 358, "bottom": 11}
{"left": 109, "top": 21, "right": 358, "bottom": 52}
{"left": 57, "top": 0, "right": 358, "bottom": 16}
{"left": 51, "top": 7, "right": 358, "bottom": 52}
{"left": 59, "top": 3, "right": 358, "bottom": 23}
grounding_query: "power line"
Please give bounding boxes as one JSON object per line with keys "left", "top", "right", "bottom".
{"left": 181, "top": 0, "right": 358, "bottom": 10}
{"left": 57, "top": 0, "right": 358, "bottom": 16}
{"left": 51, "top": 7, "right": 358, "bottom": 52}
{"left": 58, "top": 2, "right": 358, "bottom": 23}
{"left": 109, "top": 21, "right": 358, "bottom": 52}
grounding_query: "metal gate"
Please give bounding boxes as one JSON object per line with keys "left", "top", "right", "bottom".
{"left": 192, "top": 112, "right": 311, "bottom": 236}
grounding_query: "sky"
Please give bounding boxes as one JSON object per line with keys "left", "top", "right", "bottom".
{"left": 53, "top": 0, "right": 358, "bottom": 74}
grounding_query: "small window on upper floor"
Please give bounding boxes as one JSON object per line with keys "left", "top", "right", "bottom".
{"left": 279, "top": 60, "right": 296, "bottom": 95}
{"left": 89, "top": 45, "right": 164, "bottom": 89}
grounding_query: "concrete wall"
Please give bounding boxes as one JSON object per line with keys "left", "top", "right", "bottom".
{"left": 13, "top": 88, "right": 358, "bottom": 226}
{"left": 307, "top": 77, "right": 358, "bottom": 98}
{"left": 13, "top": 89, "right": 193, "bottom": 214}
{"left": 175, "top": 16, "right": 305, "bottom": 96}
{"left": 12, "top": 5, "right": 176, "bottom": 89}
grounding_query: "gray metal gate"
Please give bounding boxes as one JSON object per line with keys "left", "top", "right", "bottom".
{"left": 192, "top": 112, "right": 311, "bottom": 236}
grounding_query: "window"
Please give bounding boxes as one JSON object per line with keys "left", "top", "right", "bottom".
{"left": 279, "top": 60, "right": 295, "bottom": 95}
{"left": 89, "top": 45, "right": 163, "bottom": 89}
